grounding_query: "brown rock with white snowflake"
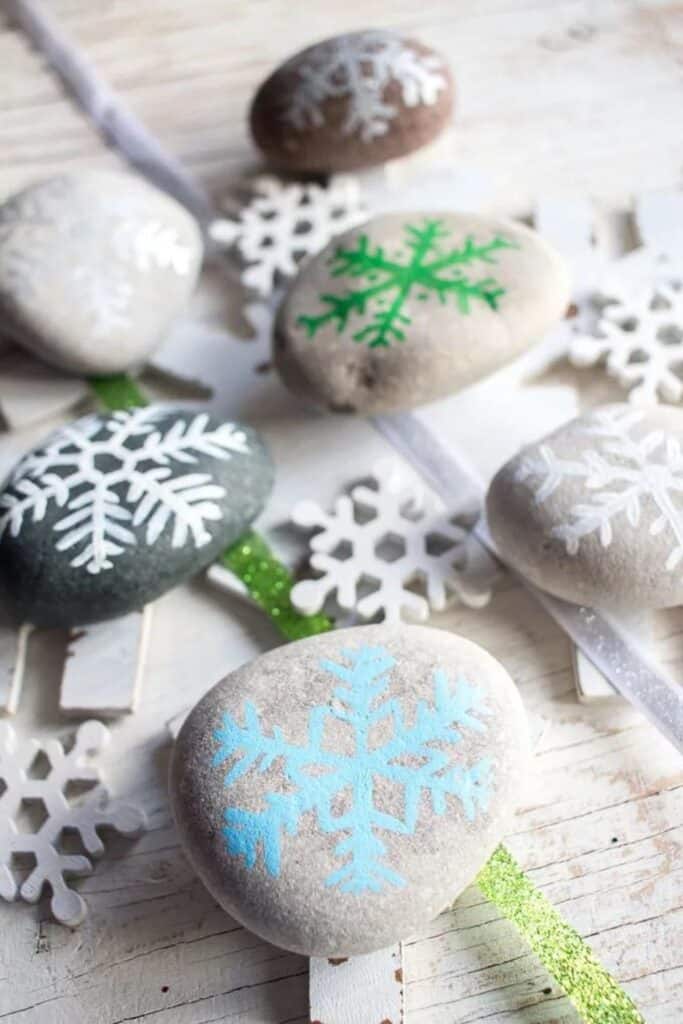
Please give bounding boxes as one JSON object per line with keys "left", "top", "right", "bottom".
{"left": 250, "top": 30, "right": 454, "bottom": 172}
{"left": 274, "top": 212, "right": 571, "bottom": 414}
{"left": 486, "top": 404, "right": 683, "bottom": 610}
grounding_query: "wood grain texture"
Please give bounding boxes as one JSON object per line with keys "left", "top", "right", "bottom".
{"left": 0, "top": 2, "right": 681, "bottom": 1023}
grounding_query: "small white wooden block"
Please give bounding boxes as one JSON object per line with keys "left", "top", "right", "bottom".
{"left": 60, "top": 607, "right": 153, "bottom": 717}
{"left": 0, "top": 348, "right": 87, "bottom": 430}
{"left": 635, "top": 191, "right": 683, "bottom": 259}
{"left": 309, "top": 944, "right": 404, "bottom": 1024}
{"left": 0, "top": 621, "right": 31, "bottom": 715}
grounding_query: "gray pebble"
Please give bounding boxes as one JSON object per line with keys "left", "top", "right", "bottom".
{"left": 170, "top": 624, "right": 530, "bottom": 957}
{"left": 487, "top": 403, "right": 683, "bottom": 609}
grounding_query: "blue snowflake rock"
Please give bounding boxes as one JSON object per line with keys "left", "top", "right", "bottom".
{"left": 274, "top": 211, "right": 571, "bottom": 415}
{"left": 171, "top": 625, "right": 530, "bottom": 957}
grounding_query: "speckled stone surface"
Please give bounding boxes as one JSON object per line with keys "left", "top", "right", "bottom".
{"left": 170, "top": 624, "right": 530, "bottom": 957}
{"left": 250, "top": 30, "right": 454, "bottom": 173}
{"left": 0, "top": 171, "right": 203, "bottom": 375}
{"left": 0, "top": 406, "right": 273, "bottom": 627}
{"left": 274, "top": 211, "right": 571, "bottom": 415}
{"left": 486, "top": 403, "right": 683, "bottom": 610}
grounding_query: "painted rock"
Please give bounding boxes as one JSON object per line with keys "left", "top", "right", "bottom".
{"left": 486, "top": 404, "right": 683, "bottom": 610}
{"left": 250, "top": 30, "right": 454, "bottom": 173}
{"left": 170, "top": 624, "right": 530, "bottom": 957}
{"left": 0, "top": 407, "right": 273, "bottom": 627}
{"left": 275, "top": 212, "right": 571, "bottom": 414}
{"left": 0, "top": 172, "right": 203, "bottom": 375}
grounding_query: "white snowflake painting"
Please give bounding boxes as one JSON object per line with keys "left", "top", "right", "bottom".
{"left": 569, "top": 268, "right": 683, "bottom": 405}
{"left": 0, "top": 407, "right": 250, "bottom": 574}
{"left": 209, "top": 176, "right": 367, "bottom": 297}
{"left": 290, "top": 460, "right": 496, "bottom": 624}
{"left": 0, "top": 720, "right": 146, "bottom": 926}
{"left": 517, "top": 406, "right": 683, "bottom": 569}
{"left": 284, "top": 31, "right": 448, "bottom": 142}
{"left": 0, "top": 175, "right": 196, "bottom": 340}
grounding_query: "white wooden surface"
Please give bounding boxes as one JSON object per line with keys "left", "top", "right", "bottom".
{"left": 0, "top": 3, "right": 682, "bottom": 1023}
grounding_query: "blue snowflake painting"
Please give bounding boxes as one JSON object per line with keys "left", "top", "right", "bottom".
{"left": 212, "top": 645, "right": 492, "bottom": 894}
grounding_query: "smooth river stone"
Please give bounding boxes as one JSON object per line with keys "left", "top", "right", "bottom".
{"left": 250, "top": 30, "right": 454, "bottom": 173}
{"left": 0, "top": 172, "right": 203, "bottom": 375}
{"left": 0, "top": 406, "right": 273, "bottom": 627}
{"left": 486, "top": 403, "right": 683, "bottom": 610}
{"left": 274, "top": 212, "right": 571, "bottom": 415}
{"left": 170, "top": 623, "right": 530, "bottom": 957}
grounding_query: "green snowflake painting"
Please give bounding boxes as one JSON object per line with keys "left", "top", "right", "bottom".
{"left": 297, "top": 219, "right": 517, "bottom": 349}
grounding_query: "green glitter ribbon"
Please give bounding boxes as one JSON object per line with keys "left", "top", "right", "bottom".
{"left": 221, "top": 531, "right": 331, "bottom": 641}
{"left": 88, "top": 373, "right": 644, "bottom": 1022}
{"left": 89, "top": 373, "right": 149, "bottom": 411}
{"left": 477, "top": 846, "right": 644, "bottom": 1023}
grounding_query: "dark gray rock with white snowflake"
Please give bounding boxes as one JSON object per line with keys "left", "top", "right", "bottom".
{"left": 274, "top": 212, "right": 571, "bottom": 415}
{"left": 0, "top": 171, "right": 203, "bottom": 375}
{"left": 250, "top": 30, "right": 454, "bottom": 173}
{"left": 487, "top": 403, "right": 683, "bottom": 610}
{"left": 170, "top": 624, "right": 530, "bottom": 957}
{"left": 0, "top": 407, "right": 273, "bottom": 627}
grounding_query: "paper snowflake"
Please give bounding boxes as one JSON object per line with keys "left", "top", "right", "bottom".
{"left": 209, "top": 176, "right": 366, "bottom": 296}
{"left": 517, "top": 406, "right": 683, "bottom": 567}
{"left": 569, "top": 272, "right": 683, "bottom": 405}
{"left": 0, "top": 407, "right": 250, "bottom": 574}
{"left": 0, "top": 720, "right": 146, "bottom": 926}
{"left": 284, "top": 31, "right": 447, "bottom": 142}
{"left": 290, "top": 460, "right": 493, "bottom": 623}
{"left": 298, "top": 219, "right": 515, "bottom": 348}
{"left": 213, "top": 644, "right": 490, "bottom": 892}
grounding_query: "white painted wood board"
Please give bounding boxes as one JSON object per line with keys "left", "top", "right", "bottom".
{"left": 0, "top": 4, "right": 681, "bottom": 1023}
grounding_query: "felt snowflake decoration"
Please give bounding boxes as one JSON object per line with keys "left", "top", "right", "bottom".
{"left": 0, "top": 720, "right": 146, "bottom": 926}
{"left": 290, "top": 460, "right": 495, "bottom": 624}
{"left": 298, "top": 219, "right": 516, "bottom": 348}
{"left": 0, "top": 407, "right": 250, "bottom": 574}
{"left": 569, "top": 267, "right": 683, "bottom": 405}
{"left": 517, "top": 406, "right": 683, "bottom": 567}
{"left": 213, "top": 644, "right": 491, "bottom": 892}
{"left": 283, "top": 31, "right": 448, "bottom": 142}
{"left": 209, "top": 176, "right": 367, "bottom": 296}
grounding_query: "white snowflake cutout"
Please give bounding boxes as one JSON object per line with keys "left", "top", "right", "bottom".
{"left": 0, "top": 720, "right": 146, "bottom": 926}
{"left": 290, "top": 460, "right": 496, "bottom": 624}
{"left": 208, "top": 176, "right": 367, "bottom": 296}
{"left": 569, "top": 256, "right": 683, "bottom": 405}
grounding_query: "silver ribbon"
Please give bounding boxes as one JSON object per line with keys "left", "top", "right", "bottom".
{"left": 374, "top": 412, "right": 683, "bottom": 754}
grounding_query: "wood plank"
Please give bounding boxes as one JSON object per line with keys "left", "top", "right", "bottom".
{"left": 310, "top": 946, "right": 404, "bottom": 1024}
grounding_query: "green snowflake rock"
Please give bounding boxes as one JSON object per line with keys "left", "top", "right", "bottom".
{"left": 170, "top": 624, "right": 530, "bottom": 957}
{"left": 275, "top": 211, "right": 571, "bottom": 415}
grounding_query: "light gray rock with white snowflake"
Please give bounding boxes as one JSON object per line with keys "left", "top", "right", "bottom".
{"left": 487, "top": 403, "right": 683, "bottom": 610}
{"left": 170, "top": 624, "right": 530, "bottom": 957}
{"left": 250, "top": 30, "right": 454, "bottom": 172}
{"left": 0, "top": 172, "right": 203, "bottom": 375}
{"left": 274, "top": 212, "right": 571, "bottom": 414}
{"left": 0, "top": 407, "right": 273, "bottom": 627}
